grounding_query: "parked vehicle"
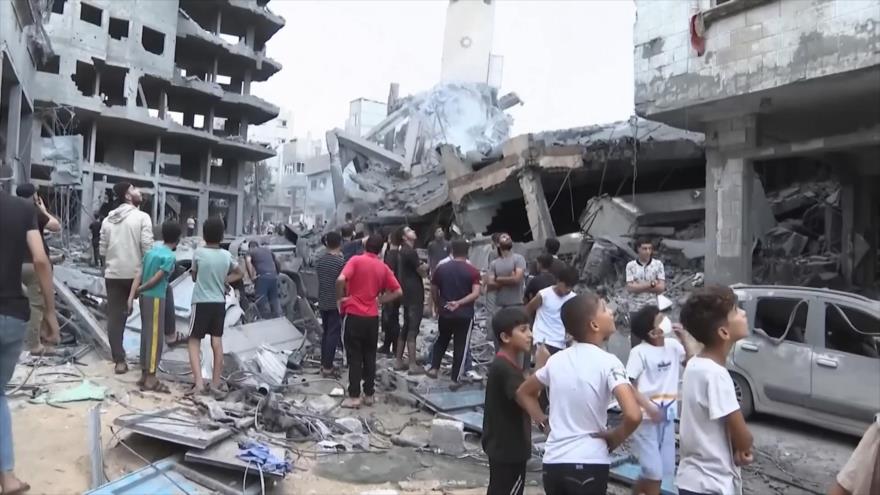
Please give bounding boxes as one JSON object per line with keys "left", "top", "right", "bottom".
{"left": 729, "top": 284, "right": 880, "bottom": 436}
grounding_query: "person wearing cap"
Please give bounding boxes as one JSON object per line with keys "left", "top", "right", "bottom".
{"left": 100, "top": 182, "right": 154, "bottom": 374}
{"left": 16, "top": 184, "right": 61, "bottom": 353}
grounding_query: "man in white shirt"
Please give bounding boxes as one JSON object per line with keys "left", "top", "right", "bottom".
{"left": 626, "top": 238, "right": 666, "bottom": 346}
{"left": 525, "top": 266, "right": 578, "bottom": 354}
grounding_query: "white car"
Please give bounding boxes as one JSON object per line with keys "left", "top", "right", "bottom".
{"left": 728, "top": 285, "right": 880, "bottom": 436}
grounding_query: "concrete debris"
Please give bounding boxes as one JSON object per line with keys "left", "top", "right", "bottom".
{"left": 114, "top": 407, "right": 234, "bottom": 450}
{"left": 429, "top": 418, "right": 466, "bottom": 455}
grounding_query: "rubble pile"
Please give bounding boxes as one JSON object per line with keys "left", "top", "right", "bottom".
{"left": 332, "top": 82, "right": 520, "bottom": 223}
{"left": 754, "top": 180, "right": 846, "bottom": 287}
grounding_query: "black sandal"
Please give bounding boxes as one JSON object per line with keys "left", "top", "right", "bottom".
{"left": 140, "top": 380, "right": 171, "bottom": 394}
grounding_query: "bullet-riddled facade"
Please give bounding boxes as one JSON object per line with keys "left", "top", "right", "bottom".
{"left": 25, "top": 0, "right": 284, "bottom": 236}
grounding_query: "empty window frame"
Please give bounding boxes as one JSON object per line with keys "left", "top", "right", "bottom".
{"left": 109, "top": 17, "right": 129, "bottom": 40}
{"left": 51, "top": 0, "right": 67, "bottom": 15}
{"left": 754, "top": 297, "right": 809, "bottom": 343}
{"left": 824, "top": 304, "right": 880, "bottom": 359}
{"left": 295, "top": 162, "right": 304, "bottom": 174}
{"left": 80, "top": 2, "right": 102, "bottom": 26}
{"left": 142, "top": 26, "right": 165, "bottom": 55}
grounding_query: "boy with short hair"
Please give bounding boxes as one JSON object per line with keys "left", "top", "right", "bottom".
{"left": 626, "top": 304, "right": 693, "bottom": 495}
{"left": 482, "top": 307, "right": 533, "bottom": 495}
{"left": 128, "top": 221, "right": 181, "bottom": 393}
{"left": 186, "top": 217, "right": 243, "bottom": 396}
{"left": 517, "top": 293, "right": 643, "bottom": 495}
{"left": 676, "top": 285, "right": 753, "bottom": 495}
{"left": 525, "top": 265, "right": 578, "bottom": 356}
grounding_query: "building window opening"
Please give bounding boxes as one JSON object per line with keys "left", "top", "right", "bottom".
{"left": 295, "top": 162, "right": 304, "bottom": 174}
{"left": 71, "top": 61, "right": 97, "bottom": 97}
{"left": 38, "top": 54, "right": 60, "bottom": 74}
{"left": 51, "top": 0, "right": 66, "bottom": 15}
{"left": 109, "top": 17, "right": 129, "bottom": 40}
{"left": 80, "top": 2, "right": 102, "bottom": 26}
{"left": 142, "top": 26, "right": 165, "bottom": 55}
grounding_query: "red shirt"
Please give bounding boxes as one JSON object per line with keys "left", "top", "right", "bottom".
{"left": 340, "top": 252, "right": 401, "bottom": 317}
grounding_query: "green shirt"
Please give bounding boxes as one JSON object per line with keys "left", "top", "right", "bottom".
{"left": 140, "top": 244, "right": 176, "bottom": 299}
{"left": 192, "top": 247, "right": 236, "bottom": 304}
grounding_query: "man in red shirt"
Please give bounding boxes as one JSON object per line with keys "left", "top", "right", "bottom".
{"left": 336, "top": 233, "right": 402, "bottom": 408}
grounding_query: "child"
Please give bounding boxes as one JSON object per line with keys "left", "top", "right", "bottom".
{"left": 517, "top": 293, "right": 642, "bottom": 495}
{"left": 482, "top": 307, "right": 533, "bottom": 495}
{"left": 676, "top": 285, "right": 753, "bottom": 495}
{"left": 626, "top": 304, "right": 693, "bottom": 495}
{"left": 128, "top": 221, "right": 181, "bottom": 393}
{"left": 525, "top": 265, "right": 579, "bottom": 355}
{"left": 187, "top": 217, "right": 243, "bottom": 396}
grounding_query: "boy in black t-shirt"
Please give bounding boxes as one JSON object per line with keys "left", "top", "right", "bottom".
{"left": 482, "top": 307, "right": 533, "bottom": 495}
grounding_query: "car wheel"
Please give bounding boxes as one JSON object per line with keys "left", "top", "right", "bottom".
{"left": 731, "top": 373, "right": 754, "bottom": 418}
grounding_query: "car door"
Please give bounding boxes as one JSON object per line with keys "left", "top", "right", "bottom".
{"left": 732, "top": 293, "right": 813, "bottom": 408}
{"left": 809, "top": 301, "right": 880, "bottom": 423}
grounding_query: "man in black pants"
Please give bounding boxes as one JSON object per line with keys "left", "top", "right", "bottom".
{"left": 378, "top": 228, "right": 401, "bottom": 356}
{"left": 100, "top": 182, "right": 154, "bottom": 374}
{"left": 427, "top": 240, "right": 481, "bottom": 382}
{"left": 336, "top": 234, "right": 402, "bottom": 409}
{"left": 395, "top": 226, "right": 428, "bottom": 374}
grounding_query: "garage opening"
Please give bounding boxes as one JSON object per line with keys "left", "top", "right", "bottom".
{"left": 142, "top": 26, "right": 165, "bottom": 55}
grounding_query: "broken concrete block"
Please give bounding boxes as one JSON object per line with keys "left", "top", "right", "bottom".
{"left": 782, "top": 230, "right": 809, "bottom": 256}
{"left": 430, "top": 418, "right": 465, "bottom": 455}
{"left": 335, "top": 417, "right": 364, "bottom": 434}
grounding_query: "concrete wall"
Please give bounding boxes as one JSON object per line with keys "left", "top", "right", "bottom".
{"left": 634, "top": 0, "right": 880, "bottom": 117}
{"left": 440, "top": 0, "right": 494, "bottom": 84}
{"left": 345, "top": 99, "right": 386, "bottom": 137}
{"left": 302, "top": 169, "right": 335, "bottom": 227}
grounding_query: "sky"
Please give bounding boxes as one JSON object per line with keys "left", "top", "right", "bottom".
{"left": 253, "top": 0, "right": 636, "bottom": 141}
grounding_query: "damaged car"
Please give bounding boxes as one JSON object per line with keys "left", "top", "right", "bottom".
{"left": 729, "top": 284, "right": 880, "bottom": 436}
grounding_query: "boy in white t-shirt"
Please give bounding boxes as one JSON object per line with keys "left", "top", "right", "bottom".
{"left": 626, "top": 305, "right": 693, "bottom": 495}
{"left": 676, "top": 285, "right": 753, "bottom": 495}
{"left": 516, "top": 293, "right": 642, "bottom": 495}
{"left": 525, "top": 265, "right": 579, "bottom": 354}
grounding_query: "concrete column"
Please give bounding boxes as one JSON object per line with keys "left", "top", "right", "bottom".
{"left": 79, "top": 121, "right": 99, "bottom": 237}
{"left": 4, "top": 84, "right": 22, "bottom": 183}
{"left": 158, "top": 90, "right": 168, "bottom": 120}
{"left": 151, "top": 136, "right": 162, "bottom": 223}
{"left": 243, "top": 69, "right": 252, "bottom": 95}
{"left": 840, "top": 169, "right": 855, "bottom": 284}
{"left": 245, "top": 25, "right": 256, "bottom": 49}
{"left": 207, "top": 107, "right": 215, "bottom": 134}
{"left": 211, "top": 57, "right": 218, "bottom": 83}
{"left": 19, "top": 109, "right": 34, "bottom": 180}
{"left": 853, "top": 178, "right": 876, "bottom": 286}
{"left": 214, "top": 9, "right": 222, "bottom": 35}
{"left": 704, "top": 150, "right": 754, "bottom": 285}
{"left": 517, "top": 167, "right": 555, "bottom": 243}
{"left": 234, "top": 192, "right": 243, "bottom": 235}
{"left": 183, "top": 112, "right": 194, "bottom": 127}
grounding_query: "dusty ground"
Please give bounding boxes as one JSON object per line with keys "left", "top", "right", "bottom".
{"left": 7, "top": 352, "right": 859, "bottom": 495}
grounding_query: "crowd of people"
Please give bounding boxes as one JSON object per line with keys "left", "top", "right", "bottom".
{"left": 0, "top": 163, "right": 876, "bottom": 494}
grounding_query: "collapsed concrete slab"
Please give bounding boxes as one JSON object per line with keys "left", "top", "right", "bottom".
{"left": 334, "top": 129, "right": 406, "bottom": 171}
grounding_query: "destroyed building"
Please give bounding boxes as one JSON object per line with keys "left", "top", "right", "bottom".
{"left": 10, "top": 0, "right": 284, "bottom": 236}
{"left": 634, "top": 0, "right": 880, "bottom": 291}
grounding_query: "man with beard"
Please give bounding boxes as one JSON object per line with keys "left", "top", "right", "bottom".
{"left": 100, "top": 182, "right": 154, "bottom": 374}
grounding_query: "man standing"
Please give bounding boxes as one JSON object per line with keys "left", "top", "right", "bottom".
{"left": 378, "top": 228, "right": 401, "bottom": 356}
{"left": 428, "top": 240, "right": 481, "bottom": 382}
{"left": 427, "top": 227, "right": 450, "bottom": 276}
{"left": 336, "top": 234, "right": 402, "bottom": 408}
{"left": 524, "top": 253, "right": 557, "bottom": 304}
{"left": 16, "top": 184, "right": 61, "bottom": 353}
{"left": 341, "top": 225, "right": 364, "bottom": 261}
{"left": 316, "top": 232, "right": 346, "bottom": 377}
{"left": 245, "top": 241, "right": 282, "bottom": 319}
{"left": 0, "top": 166, "right": 60, "bottom": 495}
{"left": 100, "top": 182, "right": 154, "bottom": 374}
{"left": 543, "top": 237, "right": 569, "bottom": 278}
{"left": 186, "top": 216, "right": 196, "bottom": 237}
{"left": 90, "top": 213, "right": 104, "bottom": 267}
{"left": 396, "top": 226, "right": 428, "bottom": 374}
{"left": 625, "top": 238, "right": 666, "bottom": 346}
{"left": 487, "top": 233, "right": 527, "bottom": 348}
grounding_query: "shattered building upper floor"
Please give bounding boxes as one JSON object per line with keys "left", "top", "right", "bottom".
{"left": 2, "top": 0, "right": 285, "bottom": 237}
{"left": 632, "top": 0, "right": 880, "bottom": 290}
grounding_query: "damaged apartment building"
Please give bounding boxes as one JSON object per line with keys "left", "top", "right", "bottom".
{"left": 634, "top": 0, "right": 880, "bottom": 292}
{"left": 2, "top": 0, "right": 283, "bottom": 236}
